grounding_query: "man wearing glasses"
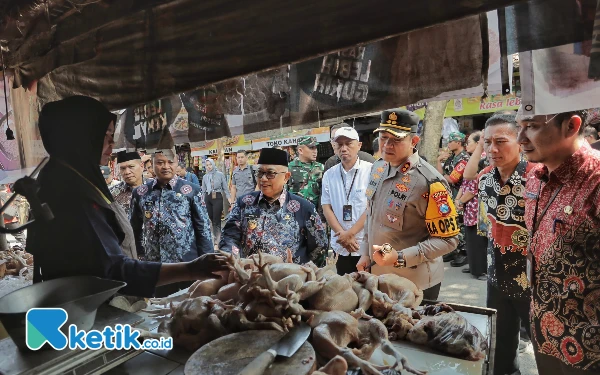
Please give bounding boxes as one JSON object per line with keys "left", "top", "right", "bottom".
{"left": 357, "top": 109, "right": 460, "bottom": 301}
{"left": 219, "top": 148, "right": 328, "bottom": 265}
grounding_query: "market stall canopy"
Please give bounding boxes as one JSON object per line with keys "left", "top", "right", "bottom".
{"left": 0, "top": 0, "right": 530, "bottom": 111}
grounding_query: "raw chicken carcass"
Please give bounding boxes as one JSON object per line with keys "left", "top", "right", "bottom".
{"left": 407, "top": 312, "right": 488, "bottom": 361}
{"left": 308, "top": 273, "right": 359, "bottom": 312}
{"left": 313, "top": 356, "right": 348, "bottom": 375}
{"left": 166, "top": 296, "right": 228, "bottom": 352}
{"left": 307, "top": 310, "right": 426, "bottom": 375}
{"left": 351, "top": 272, "right": 423, "bottom": 318}
{"left": 382, "top": 311, "right": 416, "bottom": 341}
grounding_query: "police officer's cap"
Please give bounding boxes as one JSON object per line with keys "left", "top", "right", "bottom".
{"left": 375, "top": 109, "right": 419, "bottom": 138}
{"left": 258, "top": 148, "right": 289, "bottom": 167}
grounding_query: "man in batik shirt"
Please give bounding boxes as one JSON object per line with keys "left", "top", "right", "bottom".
{"left": 518, "top": 109, "right": 600, "bottom": 375}
{"left": 220, "top": 148, "right": 328, "bottom": 265}
{"left": 131, "top": 149, "right": 213, "bottom": 264}
{"left": 437, "top": 132, "right": 470, "bottom": 266}
{"left": 465, "top": 112, "right": 535, "bottom": 375}
{"left": 110, "top": 151, "right": 146, "bottom": 218}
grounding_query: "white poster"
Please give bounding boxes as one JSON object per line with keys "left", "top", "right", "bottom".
{"left": 520, "top": 42, "right": 600, "bottom": 116}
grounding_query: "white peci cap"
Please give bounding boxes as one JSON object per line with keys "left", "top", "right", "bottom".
{"left": 332, "top": 126, "right": 360, "bottom": 142}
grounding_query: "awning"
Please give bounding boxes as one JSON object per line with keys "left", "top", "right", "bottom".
{"left": 0, "top": 0, "right": 528, "bottom": 110}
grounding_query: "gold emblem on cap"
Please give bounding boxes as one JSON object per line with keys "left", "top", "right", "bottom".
{"left": 564, "top": 206, "right": 573, "bottom": 215}
{"left": 386, "top": 112, "right": 398, "bottom": 125}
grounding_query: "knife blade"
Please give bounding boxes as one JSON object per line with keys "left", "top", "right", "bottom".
{"left": 238, "top": 322, "right": 311, "bottom": 375}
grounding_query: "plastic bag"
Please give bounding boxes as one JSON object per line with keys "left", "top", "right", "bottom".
{"left": 407, "top": 311, "right": 488, "bottom": 361}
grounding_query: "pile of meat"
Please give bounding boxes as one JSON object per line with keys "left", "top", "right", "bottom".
{"left": 0, "top": 246, "right": 33, "bottom": 280}
{"left": 144, "top": 251, "right": 487, "bottom": 374}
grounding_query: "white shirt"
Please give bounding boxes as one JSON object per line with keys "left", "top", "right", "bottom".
{"left": 321, "top": 157, "right": 373, "bottom": 256}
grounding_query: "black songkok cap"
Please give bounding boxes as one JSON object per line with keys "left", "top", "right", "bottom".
{"left": 117, "top": 151, "right": 141, "bottom": 163}
{"left": 257, "top": 148, "right": 289, "bottom": 166}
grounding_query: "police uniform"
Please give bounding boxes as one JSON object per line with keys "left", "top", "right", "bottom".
{"left": 288, "top": 136, "right": 324, "bottom": 209}
{"left": 220, "top": 148, "right": 328, "bottom": 265}
{"left": 360, "top": 109, "right": 459, "bottom": 299}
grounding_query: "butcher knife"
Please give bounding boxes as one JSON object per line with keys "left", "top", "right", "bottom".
{"left": 238, "top": 322, "right": 311, "bottom": 375}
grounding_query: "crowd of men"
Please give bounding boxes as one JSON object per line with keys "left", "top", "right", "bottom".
{"left": 97, "top": 105, "right": 600, "bottom": 375}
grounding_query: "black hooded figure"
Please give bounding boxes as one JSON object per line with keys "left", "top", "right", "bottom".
{"left": 26, "top": 96, "right": 227, "bottom": 297}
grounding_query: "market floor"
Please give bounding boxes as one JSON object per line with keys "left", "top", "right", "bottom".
{"left": 439, "top": 264, "right": 539, "bottom": 375}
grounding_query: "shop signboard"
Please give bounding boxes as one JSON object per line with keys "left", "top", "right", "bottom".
{"left": 251, "top": 127, "right": 330, "bottom": 150}
{"left": 404, "top": 94, "right": 522, "bottom": 119}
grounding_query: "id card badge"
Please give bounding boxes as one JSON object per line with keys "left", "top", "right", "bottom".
{"left": 343, "top": 205, "right": 353, "bottom": 221}
{"left": 212, "top": 191, "right": 217, "bottom": 199}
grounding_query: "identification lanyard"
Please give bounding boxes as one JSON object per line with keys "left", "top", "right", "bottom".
{"left": 340, "top": 160, "right": 359, "bottom": 204}
{"left": 340, "top": 160, "right": 359, "bottom": 222}
{"left": 526, "top": 181, "right": 563, "bottom": 286}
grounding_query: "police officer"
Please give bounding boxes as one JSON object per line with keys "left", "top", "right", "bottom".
{"left": 357, "top": 109, "right": 460, "bottom": 300}
{"left": 437, "top": 132, "right": 470, "bottom": 266}
{"left": 288, "top": 136, "right": 324, "bottom": 209}
{"left": 220, "top": 148, "right": 328, "bottom": 265}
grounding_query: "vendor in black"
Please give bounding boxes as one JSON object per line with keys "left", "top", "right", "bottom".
{"left": 26, "top": 96, "right": 227, "bottom": 298}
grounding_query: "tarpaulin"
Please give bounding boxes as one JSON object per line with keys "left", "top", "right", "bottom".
{"left": 114, "top": 14, "right": 486, "bottom": 148}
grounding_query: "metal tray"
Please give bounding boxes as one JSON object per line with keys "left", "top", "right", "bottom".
{"left": 0, "top": 275, "right": 126, "bottom": 351}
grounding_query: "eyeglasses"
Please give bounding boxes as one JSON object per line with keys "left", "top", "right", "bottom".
{"left": 380, "top": 136, "right": 404, "bottom": 146}
{"left": 256, "top": 171, "right": 286, "bottom": 179}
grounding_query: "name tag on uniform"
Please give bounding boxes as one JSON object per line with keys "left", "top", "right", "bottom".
{"left": 343, "top": 205, "right": 353, "bottom": 221}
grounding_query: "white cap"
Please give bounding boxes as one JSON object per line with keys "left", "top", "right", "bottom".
{"left": 333, "top": 127, "right": 359, "bottom": 142}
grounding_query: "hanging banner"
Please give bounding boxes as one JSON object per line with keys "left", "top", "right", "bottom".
{"left": 402, "top": 94, "right": 522, "bottom": 119}
{"left": 222, "top": 135, "right": 252, "bottom": 154}
{"left": 114, "top": 15, "right": 489, "bottom": 147}
{"left": 191, "top": 140, "right": 218, "bottom": 156}
{"left": 520, "top": 41, "right": 600, "bottom": 116}
{"left": 251, "top": 127, "right": 330, "bottom": 150}
{"left": 190, "top": 135, "right": 252, "bottom": 156}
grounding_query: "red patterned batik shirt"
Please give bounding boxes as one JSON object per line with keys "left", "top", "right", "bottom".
{"left": 461, "top": 179, "right": 479, "bottom": 227}
{"left": 525, "top": 143, "right": 600, "bottom": 371}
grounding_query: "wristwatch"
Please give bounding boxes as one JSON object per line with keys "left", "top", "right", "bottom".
{"left": 393, "top": 251, "right": 406, "bottom": 268}
{"left": 380, "top": 243, "right": 406, "bottom": 268}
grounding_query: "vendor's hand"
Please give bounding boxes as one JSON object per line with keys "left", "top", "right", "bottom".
{"left": 372, "top": 244, "right": 399, "bottom": 267}
{"left": 456, "top": 201, "right": 464, "bottom": 212}
{"left": 356, "top": 255, "right": 372, "bottom": 272}
{"left": 187, "top": 253, "right": 229, "bottom": 279}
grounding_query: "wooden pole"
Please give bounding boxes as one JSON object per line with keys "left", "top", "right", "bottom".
{"left": 419, "top": 100, "right": 448, "bottom": 164}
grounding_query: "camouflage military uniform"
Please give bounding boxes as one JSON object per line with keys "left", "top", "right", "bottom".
{"left": 287, "top": 136, "right": 324, "bottom": 209}
{"left": 288, "top": 159, "right": 324, "bottom": 207}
